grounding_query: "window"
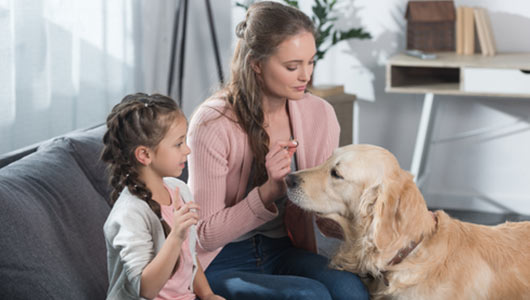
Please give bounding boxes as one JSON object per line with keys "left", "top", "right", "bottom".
{"left": 0, "top": 0, "right": 144, "bottom": 154}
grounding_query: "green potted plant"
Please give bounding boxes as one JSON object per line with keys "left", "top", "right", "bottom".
{"left": 236, "top": 0, "right": 371, "bottom": 80}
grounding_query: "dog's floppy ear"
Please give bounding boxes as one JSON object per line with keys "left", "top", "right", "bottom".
{"left": 372, "top": 171, "right": 429, "bottom": 251}
{"left": 372, "top": 176, "right": 403, "bottom": 250}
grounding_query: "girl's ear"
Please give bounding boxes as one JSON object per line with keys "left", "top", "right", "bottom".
{"left": 134, "top": 146, "right": 151, "bottom": 166}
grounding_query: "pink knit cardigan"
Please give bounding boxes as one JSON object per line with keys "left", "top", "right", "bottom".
{"left": 187, "top": 93, "right": 340, "bottom": 268}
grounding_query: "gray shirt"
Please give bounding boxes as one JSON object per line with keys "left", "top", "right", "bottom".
{"left": 234, "top": 155, "right": 297, "bottom": 242}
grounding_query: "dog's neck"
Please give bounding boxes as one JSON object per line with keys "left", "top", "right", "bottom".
{"left": 387, "top": 235, "right": 424, "bottom": 266}
{"left": 387, "top": 211, "right": 438, "bottom": 266}
{"left": 380, "top": 211, "right": 438, "bottom": 286}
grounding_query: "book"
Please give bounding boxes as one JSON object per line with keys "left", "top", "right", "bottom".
{"left": 456, "top": 6, "right": 464, "bottom": 54}
{"left": 463, "top": 6, "right": 475, "bottom": 55}
{"left": 474, "top": 7, "right": 489, "bottom": 55}
{"left": 478, "top": 7, "right": 496, "bottom": 56}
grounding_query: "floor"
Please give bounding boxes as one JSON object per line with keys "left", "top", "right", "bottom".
{"left": 430, "top": 208, "right": 530, "bottom": 225}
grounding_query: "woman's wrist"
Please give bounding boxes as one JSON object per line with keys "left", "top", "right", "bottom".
{"left": 258, "top": 181, "right": 277, "bottom": 211}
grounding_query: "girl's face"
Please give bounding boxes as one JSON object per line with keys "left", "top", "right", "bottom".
{"left": 256, "top": 31, "right": 316, "bottom": 102}
{"left": 149, "top": 116, "right": 190, "bottom": 178}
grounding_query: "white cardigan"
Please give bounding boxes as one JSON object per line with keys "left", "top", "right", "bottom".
{"left": 103, "top": 177, "right": 197, "bottom": 300}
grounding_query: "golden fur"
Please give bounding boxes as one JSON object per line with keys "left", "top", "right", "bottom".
{"left": 287, "top": 144, "right": 530, "bottom": 300}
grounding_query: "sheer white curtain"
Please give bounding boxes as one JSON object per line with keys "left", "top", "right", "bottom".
{"left": 0, "top": 0, "right": 178, "bottom": 154}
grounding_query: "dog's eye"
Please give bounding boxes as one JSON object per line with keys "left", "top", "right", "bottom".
{"left": 331, "top": 168, "right": 344, "bottom": 179}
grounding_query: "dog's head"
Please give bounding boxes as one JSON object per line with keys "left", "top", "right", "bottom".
{"left": 287, "top": 144, "right": 435, "bottom": 272}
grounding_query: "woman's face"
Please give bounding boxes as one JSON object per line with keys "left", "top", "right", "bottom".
{"left": 256, "top": 31, "right": 316, "bottom": 101}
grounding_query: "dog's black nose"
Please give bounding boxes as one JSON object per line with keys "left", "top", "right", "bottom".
{"left": 285, "top": 174, "right": 300, "bottom": 189}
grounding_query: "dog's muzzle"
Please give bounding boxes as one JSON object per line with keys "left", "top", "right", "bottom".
{"left": 286, "top": 173, "right": 306, "bottom": 205}
{"left": 285, "top": 174, "right": 301, "bottom": 189}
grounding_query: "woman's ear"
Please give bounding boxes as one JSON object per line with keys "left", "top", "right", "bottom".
{"left": 251, "top": 60, "right": 262, "bottom": 74}
{"left": 134, "top": 146, "right": 152, "bottom": 166}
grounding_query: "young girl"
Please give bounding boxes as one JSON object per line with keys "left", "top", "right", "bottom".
{"left": 102, "top": 93, "right": 224, "bottom": 300}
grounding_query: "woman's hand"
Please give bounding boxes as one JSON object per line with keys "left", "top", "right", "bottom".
{"left": 168, "top": 187, "right": 200, "bottom": 242}
{"left": 258, "top": 140, "right": 297, "bottom": 208}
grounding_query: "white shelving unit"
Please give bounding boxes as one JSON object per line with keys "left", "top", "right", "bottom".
{"left": 386, "top": 52, "right": 530, "bottom": 185}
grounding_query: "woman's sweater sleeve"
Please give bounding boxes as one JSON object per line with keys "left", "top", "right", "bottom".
{"left": 187, "top": 106, "right": 277, "bottom": 251}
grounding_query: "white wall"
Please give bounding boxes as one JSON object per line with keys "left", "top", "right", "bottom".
{"left": 141, "top": 0, "right": 232, "bottom": 118}
{"left": 308, "top": 0, "right": 530, "bottom": 215}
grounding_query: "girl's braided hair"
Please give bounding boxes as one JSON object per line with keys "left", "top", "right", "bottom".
{"left": 101, "top": 93, "right": 184, "bottom": 238}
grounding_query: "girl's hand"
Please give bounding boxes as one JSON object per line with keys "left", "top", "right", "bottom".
{"left": 202, "top": 294, "right": 226, "bottom": 300}
{"left": 259, "top": 140, "right": 298, "bottom": 206}
{"left": 169, "top": 187, "right": 200, "bottom": 242}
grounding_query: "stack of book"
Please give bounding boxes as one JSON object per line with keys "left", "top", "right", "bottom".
{"left": 456, "top": 6, "right": 496, "bottom": 56}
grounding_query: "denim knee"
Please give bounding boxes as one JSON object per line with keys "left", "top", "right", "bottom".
{"left": 210, "top": 274, "right": 333, "bottom": 300}
{"left": 272, "top": 280, "right": 332, "bottom": 300}
{"left": 327, "top": 272, "right": 370, "bottom": 300}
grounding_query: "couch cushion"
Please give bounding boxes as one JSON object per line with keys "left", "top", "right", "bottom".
{"left": 64, "top": 125, "right": 112, "bottom": 201}
{"left": 0, "top": 137, "right": 110, "bottom": 299}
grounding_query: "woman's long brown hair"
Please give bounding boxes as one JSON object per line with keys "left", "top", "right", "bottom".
{"left": 223, "top": 1, "right": 315, "bottom": 187}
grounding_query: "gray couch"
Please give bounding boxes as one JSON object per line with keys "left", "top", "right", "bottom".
{"left": 0, "top": 126, "right": 113, "bottom": 299}
{"left": 0, "top": 123, "right": 343, "bottom": 299}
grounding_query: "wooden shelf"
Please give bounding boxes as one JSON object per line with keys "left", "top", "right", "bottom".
{"left": 387, "top": 52, "right": 530, "bottom": 69}
{"left": 386, "top": 52, "right": 530, "bottom": 97}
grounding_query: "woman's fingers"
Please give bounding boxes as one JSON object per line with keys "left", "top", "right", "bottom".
{"left": 268, "top": 150, "right": 291, "bottom": 169}
{"left": 267, "top": 159, "right": 292, "bottom": 182}
{"left": 267, "top": 150, "right": 290, "bottom": 167}
{"left": 287, "top": 140, "right": 298, "bottom": 158}
{"left": 263, "top": 140, "right": 298, "bottom": 186}
{"left": 267, "top": 140, "right": 297, "bottom": 160}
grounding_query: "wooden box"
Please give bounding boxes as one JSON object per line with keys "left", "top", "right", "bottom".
{"left": 405, "top": 1, "right": 456, "bottom": 52}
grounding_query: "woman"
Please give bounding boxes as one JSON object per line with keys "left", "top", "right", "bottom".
{"left": 187, "top": 2, "right": 368, "bottom": 299}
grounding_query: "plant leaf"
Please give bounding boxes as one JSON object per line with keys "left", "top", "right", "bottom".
{"left": 235, "top": 2, "right": 249, "bottom": 10}
{"left": 312, "top": 3, "right": 327, "bottom": 20}
{"left": 337, "top": 28, "right": 372, "bottom": 43}
{"left": 283, "top": 0, "right": 300, "bottom": 9}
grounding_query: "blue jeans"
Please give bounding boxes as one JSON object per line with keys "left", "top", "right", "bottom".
{"left": 205, "top": 235, "right": 369, "bottom": 300}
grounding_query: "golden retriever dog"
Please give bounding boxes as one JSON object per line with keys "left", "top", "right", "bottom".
{"left": 286, "top": 144, "right": 530, "bottom": 300}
